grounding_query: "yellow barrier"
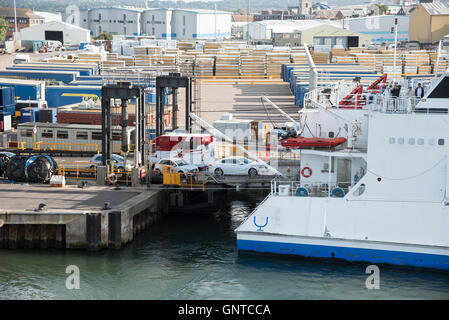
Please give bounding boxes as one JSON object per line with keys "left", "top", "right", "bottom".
{"left": 57, "top": 164, "right": 97, "bottom": 181}
{"left": 8, "top": 141, "right": 26, "bottom": 150}
{"left": 162, "top": 170, "right": 205, "bottom": 190}
{"left": 34, "top": 141, "right": 99, "bottom": 152}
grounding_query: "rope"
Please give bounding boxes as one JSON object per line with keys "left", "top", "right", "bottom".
{"left": 366, "top": 156, "right": 447, "bottom": 181}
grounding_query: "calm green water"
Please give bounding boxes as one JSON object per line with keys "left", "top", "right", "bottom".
{"left": 0, "top": 192, "right": 448, "bottom": 300}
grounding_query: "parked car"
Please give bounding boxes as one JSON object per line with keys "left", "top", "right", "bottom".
{"left": 210, "top": 156, "right": 268, "bottom": 177}
{"left": 154, "top": 158, "right": 199, "bottom": 176}
{"left": 89, "top": 154, "right": 133, "bottom": 171}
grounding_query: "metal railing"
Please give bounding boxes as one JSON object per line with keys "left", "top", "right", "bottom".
{"left": 271, "top": 179, "right": 353, "bottom": 198}
{"left": 304, "top": 88, "right": 425, "bottom": 115}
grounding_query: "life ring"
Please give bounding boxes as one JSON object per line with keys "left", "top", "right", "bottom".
{"left": 108, "top": 173, "right": 118, "bottom": 185}
{"left": 140, "top": 169, "right": 146, "bottom": 181}
{"left": 331, "top": 187, "right": 345, "bottom": 198}
{"left": 301, "top": 167, "right": 312, "bottom": 178}
{"left": 296, "top": 187, "right": 308, "bottom": 197}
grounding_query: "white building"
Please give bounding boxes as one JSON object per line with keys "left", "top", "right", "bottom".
{"left": 88, "top": 8, "right": 142, "bottom": 37}
{"left": 244, "top": 19, "right": 343, "bottom": 41}
{"left": 68, "top": 7, "right": 231, "bottom": 40}
{"left": 34, "top": 11, "right": 62, "bottom": 23}
{"left": 141, "top": 8, "right": 173, "bottom": 38}
{"left": 141, "top": 8, "right": 231, "bottom": 40}
{"left": 20, "top": 20, "right": 91, "bottom": 45}
{"left": 345, "top": 15, "right": 410, "bottom": 44}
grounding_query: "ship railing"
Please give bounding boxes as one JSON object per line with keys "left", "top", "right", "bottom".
{"left": 305, "top": 88, "right": 422, "bottom": 114}
{"left": 271, "top": 179, "right": 353, "bottom": 198}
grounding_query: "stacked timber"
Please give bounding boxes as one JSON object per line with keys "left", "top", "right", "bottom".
{"left": 194, "top": 55, "right": 215, "bottom": 76}
{"left": 240, "top": 49, "right": 266, "bottom": 77}
{"left": 266, "top": 52, "right": 290, "bottom": 78}
{"left": 215, "top": 52, "right": 240, "bottom": 77}
{"left": 311, "top": 51, "right": 328, "bottom": 64}
{"left": 178, "top": 54, "right": 195, "bottom": 76}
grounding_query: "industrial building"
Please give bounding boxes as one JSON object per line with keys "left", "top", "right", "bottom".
{"left": 87, "top": 8, "right": 142, "bottom": 37}
{"left": 272, "top": 24, "right": 370, "bottom": 49}
{"left": 244, "top": 20, "right": 342, "bottom": 41}
{"left": 72, "top": 7, "right": 232, "bottom": 40}
{"left": 409, "top": 1, "right": 449, "bottom": 44}
{"left": 345, "top": 15, "right": 410, "bottom": 43}
{"left": 19, "top": 20, "right": 91, "bottom": 45}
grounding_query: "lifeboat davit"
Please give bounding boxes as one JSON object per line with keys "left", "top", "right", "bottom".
{"left": 281, "top": 137, "right": 347, "bottom": 149}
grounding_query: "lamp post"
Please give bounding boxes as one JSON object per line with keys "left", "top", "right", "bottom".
{"left": 392, "top": 18, "right": 398, "bottom": 83}
{"left": 13, "top": 0, "right": 18, "bottom": 42}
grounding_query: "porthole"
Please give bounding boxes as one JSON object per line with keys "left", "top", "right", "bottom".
{"left": 408, "top": 138, "right": 415, "bottom": 145}
{"left": 417, "top": 138, "right": 424, "bottom": 145}
{"left": 398, "top": 137, "right": 404, "bottom": 144}
{"left": 438, "top": 139, "right": 445, "bottom": 146}
{"left": 429, "top": 138, "right": 435, "bottom": 145}
{"left": 389, "top": 137, "right": 395, "bottom": 144}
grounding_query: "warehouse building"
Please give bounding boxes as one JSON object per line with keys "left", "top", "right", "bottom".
{"left": 141, "top": 8, "right": 232, "bottom": 40}
{"left": 69, "top": 7, "right": 231, "bottom": 40}
{"left": 20, "top": 20, "right": 91, "bottom": 45}
{"left": 244, "top": 20, "right": 342, "bottom": 41}
{"left": 87, "top": 8, "right": 142, "bottom": 37}
{"left": 409, "top": 1, "right": 449, "bottom": 44}
{"left": 272, "top": 23, "right": 371, "bottom": 49}
{"left": 345, "top": 15, "right": 410, "bottom": 43}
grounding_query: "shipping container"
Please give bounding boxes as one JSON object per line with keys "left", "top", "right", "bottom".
{"left": 46, "top": 86, "right": 101, "bottom": 108}
{"left": 39, "top": 109, "right": 57, "bottom": 123}
{"left": 0, "top": 70, "right": 79, "bottom": 84}
{"left": 0, "top": 104, "right": 15, "bottom": 115}
{"left": 7, "top": 64, "right": 95, "bottom": 76}
{"left": 0, "top": 78, "right": 45, "bottom": 101}
{"left": 20, "top": 107, "right": 39, "bottom": 123}
{"left": 0, "top": 86, "right": 15, "bottom": 106}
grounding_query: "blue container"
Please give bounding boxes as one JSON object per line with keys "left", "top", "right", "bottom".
{"left": 295, "top": 85, "right": 308, "bottom": 108}
{"left": 8, "top": 65, "right": 93, "bottom": 77}
{"left": 32, "top": 108, "right": 40, "bottom": 122}
{"left": 0, "top": 70, "right": 78, "bottom": 84}
{"left": 0, "top": 104, "right": 15, "bottom": 115}
{"left": 46, "top": 86, "right": 101, "bottom": 108}
{"left": 20, "top": 108, "right": 33, "bottom": 123}
{"left": 0, "top": 79, "right": 44, "bottom": 100}
{"left": 0, "top": 86, "right": 15, "bottom": 106}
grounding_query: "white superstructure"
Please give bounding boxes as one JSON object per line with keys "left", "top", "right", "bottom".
{"left": 235, "top": 73, "right": 449, "bottom": 271}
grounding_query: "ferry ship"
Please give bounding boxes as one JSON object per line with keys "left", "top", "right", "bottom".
{"left": 235, "top": 72, "right": 449, "bottom": 271}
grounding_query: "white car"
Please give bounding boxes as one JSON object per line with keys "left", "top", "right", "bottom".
{"left": 154, "top": 158, "right": 199, "bottom": 176}
{"left": 89, "top": 154, "right": 133, "bottom": 171}
{"left": 210, "top": 156, "right": 268, "bottom": 177}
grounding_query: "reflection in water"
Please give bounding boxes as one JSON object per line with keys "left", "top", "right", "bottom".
{"left": 0, "top": 191, "right": 448, "bottom": 300}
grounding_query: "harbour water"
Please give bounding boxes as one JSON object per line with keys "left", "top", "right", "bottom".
{"left": 0, "top": 192, "right": 448, "bottom": 300}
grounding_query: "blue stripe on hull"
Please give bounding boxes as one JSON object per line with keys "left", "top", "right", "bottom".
{"left": 237, "top": 239, "right": 449, "bottom": 271}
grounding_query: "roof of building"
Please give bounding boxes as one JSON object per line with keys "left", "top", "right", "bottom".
{"left": 255, "top": 19, "right": 343, "bottom": 33}
{"left": 232, "top": 14, "right": 254, "bottom": 22}
{"left": 421, "top": 1, "right": 449, "bottom": 15}
{"left": 0, "top": 7, "right": 44, "bottom": 19}
{"left": 314, "top": 9, "right": 343, "bottom": 19}
{"left": 21, "top": 20, "right": 90, "bottom": 33}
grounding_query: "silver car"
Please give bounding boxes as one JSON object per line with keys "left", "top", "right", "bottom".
{"left": 154, "top": 158, "right": 199, "bottom": 176}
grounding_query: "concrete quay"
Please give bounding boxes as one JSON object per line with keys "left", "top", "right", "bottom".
{"left": 0, "top": 184, "right": 168, "bottom": 250}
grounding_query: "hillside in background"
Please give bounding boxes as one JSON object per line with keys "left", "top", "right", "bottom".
{"left": 0, "top": 0, "right": 373, "bottom": 14}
